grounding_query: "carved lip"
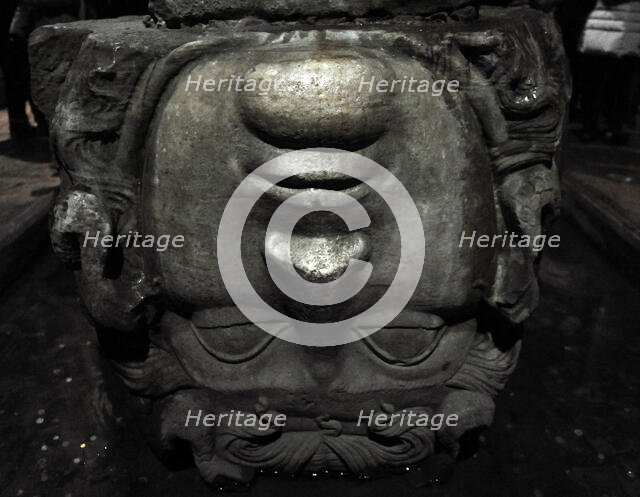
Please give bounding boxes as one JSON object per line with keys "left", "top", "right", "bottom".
{"left": 247, "top": 150, "right": 376, "bottom": 202}
{"left": 266, "top": 172, "right": 370, "bottom": 201}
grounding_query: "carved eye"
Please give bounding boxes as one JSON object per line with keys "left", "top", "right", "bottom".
{"left": 364, "top": 326, "right": 446, "bottom": 367}
{"left": 191, "top": 309, "right": 274, "bottom": 363}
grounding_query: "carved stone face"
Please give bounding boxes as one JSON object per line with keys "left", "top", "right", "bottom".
{"left": 34, "top": 2, "right": 569, "bottom": 487}
{"left": 146, "top": 44, "right": 496, "bottom": 335}
{"left": 143, "top": 40, "right": 496, "bottom": 416}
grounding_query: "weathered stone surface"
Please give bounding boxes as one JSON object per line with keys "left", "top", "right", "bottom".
{"left": 30, "top": 4, "right": 570, "bottom": 487}
{"left": 150, "top": 0, "right": 472, "bottom": 25}
{"left": 147, "top": 0, "right": 563, "bottom": 26}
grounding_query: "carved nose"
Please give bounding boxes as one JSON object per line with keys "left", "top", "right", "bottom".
{"left": 238, "top": 54, "right": 394, "bottom": 149}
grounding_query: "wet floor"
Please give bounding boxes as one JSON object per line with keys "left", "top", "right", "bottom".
{"left": 0, "top": 217, "right": 638, "bottom": 497}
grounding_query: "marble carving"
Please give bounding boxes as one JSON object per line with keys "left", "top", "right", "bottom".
{"left": 30, "top": 0, "right": 570, "bottom": 487}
